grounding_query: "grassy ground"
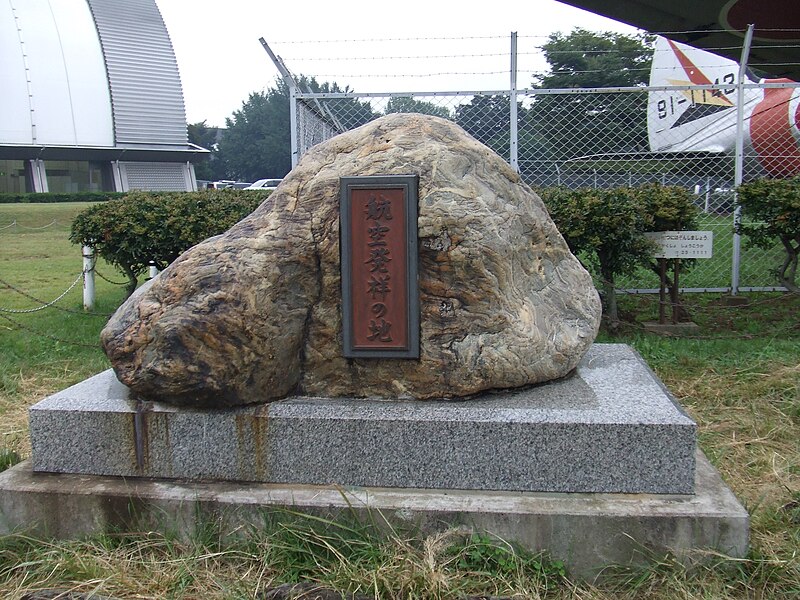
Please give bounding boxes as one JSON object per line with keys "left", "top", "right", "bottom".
{"left": 0, "top": 203, "right": 798, "bottom": 599}
{"left": 0, "top": 203, "right": 127, "bottom": 457}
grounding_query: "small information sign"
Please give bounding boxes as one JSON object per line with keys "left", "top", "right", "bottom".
{"left": 340, "top": 175, "right": 419, "bottom": 359}
{"left": 645, "top": 231, "right": 714, "bottom": 259}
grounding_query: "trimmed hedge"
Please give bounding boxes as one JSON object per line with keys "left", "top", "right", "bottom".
{"left": 537, "top": 184, "right": 698, "bottom": 324}
{"left": 0, "top": 191, "right": 126, "bottom": 204}
{"left": 737, "top": 177, "right": 800, "bottom": 292}
{"left": 70, "top": 184, "right": 702, "bottom": 308}
{"left": 70, "top": 189, "right": 268, "bottom": 297}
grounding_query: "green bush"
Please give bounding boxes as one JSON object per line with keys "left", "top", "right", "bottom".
{"left": 70, "top": 189, "right": 266, "bottom": 297}
{"left": 539, "top": 184, "right": 699, "bottom": 325}
{"left": 635, "top": 183, "right": 698, "bottom": 232}
{"left": 0, "top": 191, "right": 125, "bottom": 203}
{"left": 737, "top": 177, "right": 800, "bottom": 292}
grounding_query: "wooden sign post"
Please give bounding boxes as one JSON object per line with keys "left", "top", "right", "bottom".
{"left": 340, "top": 175, "right": 419, "bottom": 358}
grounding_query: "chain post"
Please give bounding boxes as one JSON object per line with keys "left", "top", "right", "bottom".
{"left": 82, "top": 245, "right": 95, "bottom": 312}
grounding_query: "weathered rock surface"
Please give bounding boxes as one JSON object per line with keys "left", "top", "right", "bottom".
{"left": 102, "top": 113, "right": 601, "bottom": 407}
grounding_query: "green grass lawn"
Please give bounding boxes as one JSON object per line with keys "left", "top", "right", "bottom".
{"left": 0, "top": 203, "right": 798, "bottom": 599}
{"left": 0, "top": 203, "right": 125, "bottom": 455}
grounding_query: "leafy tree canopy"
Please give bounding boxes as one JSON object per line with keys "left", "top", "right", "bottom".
{"left": 455, "top": 95, "right": 529, "bottom": 160}
{"left": 217, "top": 83, "right": 292, "bottom": 182}
{"left": 385, "top": 97, "right": 451, "bottom": 119}
{"left": 529, "top": 29, "right": 654, "bottom": 162}
{"left": 737, "top": 177, "right": 800, "bottom": 292}
{"left": 535, "top": 28, "right": 654, "bottom": 89}
{"left": 188, "top": 120, "right": 227, "bottom": 182}
{"left": 216, "top": 77, "right": 378, "bottom": 182}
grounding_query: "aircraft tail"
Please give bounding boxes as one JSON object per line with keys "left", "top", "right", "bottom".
{"left": 647, "top": 37, "right": 758, "bottom": 153}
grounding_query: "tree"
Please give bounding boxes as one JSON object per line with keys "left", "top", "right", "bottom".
{"left": 217, "top": 77, "right": 378, "bottom": 182}
{"left": 539, "top": 186, "right": 655, "bottom": 328}
{"left": 529, "top": 29, "right": 654, "bottom": 162}
{"left": 638, "top": 184, "right": 700, "bottom": 320}
{"left": 535, "top": 28, "right": 653, "bottom": 89}
{"left": 385, "top": 97, "right": 451, "bottom": 119}
{"left": 455, "top": 95, "right": 528, "bottom": 160}
{"left": 188, "top": 120, "right": 227, "bottom": 182}
{"left": 217, "top": 83, "right": 292, "bottom": 182}
{"left": 737, "top": 177, "right": 800, "bottom": 292}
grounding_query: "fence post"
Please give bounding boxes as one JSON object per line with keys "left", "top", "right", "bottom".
{"left": 82, "top": 245, "right": 95, "bottom": 311}
{"left": 509, "top": 31, "right": 519, "bottom": 173}
{"left": 289, "top": 83, "right": 299, "bottom": 167}
{"left": 260, "top": 38, "right": 300, "bottom": 167}
{"left": 731, "top": 24, "right": 755, "bottom": 296}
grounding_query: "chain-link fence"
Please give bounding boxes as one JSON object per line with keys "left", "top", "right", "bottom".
{"left": 289, "top": 60, "right": 799, "bottom": 294}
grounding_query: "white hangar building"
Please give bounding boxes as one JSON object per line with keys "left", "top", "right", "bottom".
{"left": 0, "top": 0, "right": 207, "bottom": 194}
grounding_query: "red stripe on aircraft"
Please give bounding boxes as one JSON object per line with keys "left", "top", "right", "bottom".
{"left": 750, "top": 82, "right": 800, "bottom": 177}
{"left": 667, "top": 40, "right": 714, "bottom": 85}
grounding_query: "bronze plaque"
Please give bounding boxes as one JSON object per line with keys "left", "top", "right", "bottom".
{"left": 340, "top": 176, "right": 419, "bottom": 358}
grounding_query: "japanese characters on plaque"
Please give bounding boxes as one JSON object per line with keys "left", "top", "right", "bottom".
{"left": 644, "top": 231, "right": 714, "bottom": 259}
{"left": 340, "top": 176, "right": 419, "bottom": 358}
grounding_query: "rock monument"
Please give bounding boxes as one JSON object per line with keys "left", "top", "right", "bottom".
{"left": 102, "top": 113, "right": 601, "bottom": 407}
{"left": 5, "top": 114, "right": 748, "bottom": 579}
{"left": 102, "top": 114, "right": 600, "bottom": 407}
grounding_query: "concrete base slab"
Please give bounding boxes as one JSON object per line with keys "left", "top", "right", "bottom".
{"left": 29, "top": 344, "right": 697, "bottom": 494}
{"left": 642, "top": 321, "right": 701, "bottom": 335}
{"left": 0, "top": 450, "right": 748, "bottom": 580}
{"left": 719, "top": 295, "right": 751, "bottom": 307}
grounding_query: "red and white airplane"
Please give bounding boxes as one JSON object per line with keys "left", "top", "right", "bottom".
{"left": 647, "top": 36, "right": 800, "bottom": 177}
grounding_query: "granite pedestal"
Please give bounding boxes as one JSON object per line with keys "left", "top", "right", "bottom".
{"left": 28, "top": 344, "right": 696, "bottom": 494}
{"left": 0, "top": 343, "right": 749, "bottom": 578}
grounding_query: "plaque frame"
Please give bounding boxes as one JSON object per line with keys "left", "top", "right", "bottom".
{"left": 340, "top": 175, "right": 419, "bottom": 359}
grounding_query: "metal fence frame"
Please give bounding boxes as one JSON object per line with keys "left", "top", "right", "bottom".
{"left": 276, "top": 33, "right": 797, "bottom": 295}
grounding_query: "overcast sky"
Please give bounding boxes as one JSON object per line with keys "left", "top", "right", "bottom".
{"left": 155, "top": 0, "right": 641, "bottom": 127}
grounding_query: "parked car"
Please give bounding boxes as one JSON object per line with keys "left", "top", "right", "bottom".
{"left": 245, "top": 178, "right": 283, "bottom": 190}
{"left": 205, "top": 180, "right": 237, "bottom": 189}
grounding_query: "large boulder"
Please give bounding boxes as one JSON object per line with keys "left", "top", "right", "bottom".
{"left": 102, "top": 114, "right": 601, "bottom": 407}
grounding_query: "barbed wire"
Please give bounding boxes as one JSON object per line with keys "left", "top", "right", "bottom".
{"left": 298, "top": 52, "right": 518, "bottom": 61}
{"left": 274, "top": 29, "right": 800, "bottom": 45}
{"left": 750, "top": 62, "right": 800, "bottom": 69}
{"left": 272, "top": 29, "right": 800, "bottom": 85}
{"left": 310, "top": 70, "right": 511, "bottom": 78}
{"left": 0, "top": 312, "right": 102, "bottom": 349}
{"left": 273, "top": 35, "right": 510, "bottom": 44}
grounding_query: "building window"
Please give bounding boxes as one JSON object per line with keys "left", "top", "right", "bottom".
{"left": 44, "top": 160, "right": 114, "bottom": 192}
{"left": 0, "top": 160, "right": 30, "bottom": 194}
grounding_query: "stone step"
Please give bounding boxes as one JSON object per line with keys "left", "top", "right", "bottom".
{"left": 0, "top": 450, "right": 747, "bottom": 580}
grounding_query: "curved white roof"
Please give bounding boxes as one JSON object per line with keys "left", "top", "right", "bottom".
{"left": 0, "top": 0, "right": 187, "bottom": 150}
